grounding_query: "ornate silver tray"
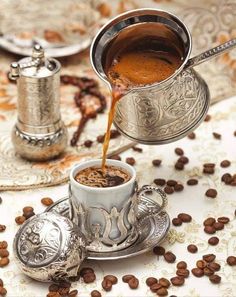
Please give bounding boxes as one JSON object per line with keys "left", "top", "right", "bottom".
{"left": 46, "top": 197, "right": 170, "bottom": 260}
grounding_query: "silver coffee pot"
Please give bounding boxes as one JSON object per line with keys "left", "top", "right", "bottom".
{"left": 91, "top": 9, "right": 236, "bottom": 145}
{"left": 10, "top": 45, "right": 67, "bottom": 161}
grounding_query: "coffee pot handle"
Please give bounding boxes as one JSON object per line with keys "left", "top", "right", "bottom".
{"left": 185, "top": 38, "right": 236, "bottom": 69}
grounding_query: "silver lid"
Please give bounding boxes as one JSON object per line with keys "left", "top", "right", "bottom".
{"left": 13, "top": 212, "right": 87, "bottom": 282}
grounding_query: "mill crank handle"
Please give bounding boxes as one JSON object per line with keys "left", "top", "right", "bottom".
{"left": 185, "top": 38, "right": 236, "bottom": 69}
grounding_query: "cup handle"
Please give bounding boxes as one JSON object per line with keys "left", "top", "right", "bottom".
{"left": 136, "top": 185, "right": 167, "bottom": 220}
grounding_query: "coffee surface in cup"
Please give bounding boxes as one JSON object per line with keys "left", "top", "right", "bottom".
{"left": 75, "top": 165, "right": 131, "bottom": 187}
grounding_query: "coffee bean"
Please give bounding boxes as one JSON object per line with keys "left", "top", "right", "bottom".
{"left": 132, "top": 146, "right": 143, "bottom": 153}
{"left": 109, "top": 155, "right": 121, "bottom": 161}
{"left": 178, "top": 156, "right": 189, "bottom": 164}
{"left": 234, "top": 130, "right": 236, "bottom": 136}
{"left": 204, "top": 267, "right": 214, "bottom": 276}
{"left": 41, "top": 197, "right": 54, "bottom": 206}
{"left": 164, "top": 251, "right": 176, "bottom": 263}
{"left": 15, "top": 215, "right": 26, "bottom": 225}
{"left": 208, "top": 237, "right": 219, "bottom": 246}
{"left": 164, "top": 186, "right": 174, "bottom": 194}
{"left": 221, "top": 173, "right": 233, "bottom": 184}
{"left": 203, "top": 217, "right": 216, "bottom": 226}
{"left": 153, "top": 246, "right": 165, "bottom": 256}
{"left": 84, "top": 140, "right": 93, "bottom": 148}
{"left": 0, "top": 197, "right": 2, "bottom": 204}
{"left": 212, "top": 132, "right": 221, "bottom": 139}
{"left": 146, "top": 277, "right": 158, "bottom": 287}
{"left": 187, "top": 132, "right": 196, "bottom": 139}
{"left": 208, "top": 262, "right": 221, "bottom": 272}
{"left": 83, "top": 273, "right": 96, "bottom": 283}
{"left": 196, "top": 260, "right": 207, "bottom": 269}
{"left": 126, "top": 157, "right": 135, "bottom": 166}
{"left": 176, "top": 268, "right": 190, "bottom": 278}
{"left": 226, "top": 256, "right": 236, "bottom": 266}
{"left": 204, "top": 114, "right": 211, "bottom": 122}
{"left": 203, "top": 167, "right": 215, "bottom": 174}
{"left": 110, "top": 130, "right": 120, "bottom": 139}
{"left": 159, "top": 278, "right": 170, "bottom": 288}
{"left": 0, "top": 241, "right": 8, "bottom": 249}
{"left": 58, "top": 287, "right": 70, "bottom": 296}
{"left": 104, "top": 275, "right": 117, "bottom": 285}
{"left": 209, "top": 274, "right": 221, "bottom": 284}
{"left": 122, "top": 275, "right": 135, "bottom": 283}
{"left": 91, "top": 290, "right": 101, "bottom": 297}
{"left": 187, "top": 178, "right": 198, "bottom": 186}
{"left": 47, "top": 292, "right": 60, "bottom": 297}
{"left": 0, "top": 225, "right": 6, "bottom": 232}
{"left": 172, "top": 218, "right": 182, "bottom": 226}
{"left": 191, "top": 268, "right": 204, "bottom": 277}
{"left": 150, "top": 283, "right": 162, "bottom": 292}
{"left": 204, "top": 163, "right": 216, "bottom": 168}
{"left": 166, "top": 180, "right": 177, "bottom": 187}
{"left": 128, "top": 277, "right": 139, "bottom": 289}
{"left": 176, "top": 261, "right": 187, "bottom": 269}
{"left": 22, "top": 206, "right": 34, "bottom": 214}
{"left": 154, "top": 178, "right": 166, "bottom": 186}
{"left": 187, "top": 244, "right": 198, "bottom": 253}
{"left": 0, "top": 257, "right": 9, "bottom": 267}
{"left": 0, "top": 278, "right": 3, "bottom": 287}
{"left": 97, "top": 135, "right": 105, "bottom": 143}
{"left": 152, "top": 159, "right": 162, "bottom": 167}
{"left": 68, "top": 290, "right": 78, "bottom": 297}
{"left": 102, "top": 279, "right": 112, "bottom": 291}
{"left": 24, "top": 211, "right": 35, "bottom": 220}
{"left": 58, "top": 281, "right": 71, "bottom": 289}
{"left": 205, "top": 189, "right": 217, "bottom": 198}
{"left": 0, "top": 249, "right": 9, "bottom": 258}
{"left": 203, "top": 254, "right": 216, "bottom": 263}
{"left": 174, "top": 183, "right": 184, "bottom": 192}
{"left": 220, "top": 160, "right": 231, "bottom": 168}
{"left": 80, "top": 267, "right": 94, "bottom": 277}
{"left": 0, "top": 287, "right": 7, "bottom": 296}
{"left": 170, "top": 276, "right": 185, "bottom": 286}
{"left": 49, "top": 284, "right": 59, "bottom": 292}
{"left": 217, "top": 217, "right": 230, "bottom": 224}
{"left": 156, "top": 288, "right": 168, "bottom": 296}
{"left": 175, "top": 162, "right": 184, "bottom": 170}
{"left": 175, "top": 148, "right": 184, "bottom": 156}
{"left": 177, "top": 213, "right": 192, "bottom": 223}
{"left": 213, "top": 222, "right": 224, "bottom": 231}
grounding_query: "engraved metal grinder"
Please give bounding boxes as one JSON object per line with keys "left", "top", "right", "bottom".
{"left": 10, "top": 44, "right": 68, "bottom": 161}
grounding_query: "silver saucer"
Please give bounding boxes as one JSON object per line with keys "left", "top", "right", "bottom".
{"left": 46, "top": 197, "right": 170, "bottom": 260}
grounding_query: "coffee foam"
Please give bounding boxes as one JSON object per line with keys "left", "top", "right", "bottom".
{"left": 75, "top": 165, "right": 131, "bottom": 188}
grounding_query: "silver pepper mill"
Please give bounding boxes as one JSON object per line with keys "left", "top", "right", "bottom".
{"left": 10, "top": 45, "right": 68, "bottom": 161}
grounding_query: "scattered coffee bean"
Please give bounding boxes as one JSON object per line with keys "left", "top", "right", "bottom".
{"left": 152, "top": 159, "right": 162, "bottom": 167}
{"left": 191, "top": 268, "right": 204, "bottom": 277}
{"left": 204, "top": 226, "right": 216, "bottom": 234}
{"left": 15, "top": 215, "right": 26, "bottom": 225}
{"left": 84, "top": 140, "right": 93, "bottom": 148}
{"left": 47, "top": 292, "right": 60, "bottom": 297}
{"left": 102, "top": 279, "right": 112, "bottom": 291}
{"left": 0, "top": 241, "right": 7, "bottom": 249}
{"left": 83, "top": 273, "right": 96, "bottom": 283}
{"left": 154, "top": 178, "right": 166, "bottom": 186}
{"left": 68, "top": 290, "right": 78, "bottom": 297}
{"left": 187, "top": 244, "right": 198, "bottom": 253}
{"left": 156, "top": 287, "right": 168, "bottom": 296}
{"left": 23, "top": 211, "right": 35, "bottom": 220}
{"left": 48, "top": 284, "right": 59, "bottom": 292}
{"left": 176, "top": 268, "right": 190, "bottom": 278}
{"left": 208, "top": 237, "right": 219, "bottom": 246}
{"left": 204, "top": 114, "right": 211, "bottom": 122}
{"left": 22, "top": 206, "right": 34, "bottom": 214}
{"left": 178, "top": 213, "right": 192, "bottom": 223}
{"left": 226, "top": 256, "right": 236, "bottom": 266}
{"left": 41, "top": 197, "right": 54, "bottom": 206}
{"left": 209, "top": 274, "right": 221, "bottom": 284}
{"left": 146, "top": 277, "right": 158, "bottom": 287}
{"left": 0, "top": 225, "right": 6, "bottom": 232}
{"left": 205, "top": 189, "right": 217, "bottom": 198}
{"left": 132, "top": 146, "right": 143, "bottom": 153}
{"left": 150, "top": 283, "right": 162, "bottom": 293}
{"left": 0, "top": 250, "right": 9, "bottom": 258}
{"left": 203, "top": 163, "right": 215, "bottom": 168}
{"left": 0, "top": 287, "right": 7, "bottom": 296}
{"left": 178, "top": 156, "right": 189, "bottom": 164}
{"left": 175, "top": 148, "right": 184, "bottom": 156}
{"left": 221, "top": 173, "right": 233, "bottom": 184}
{"left": 164, "top": 186, "right": 174, "bottom": 194}
{"left": 164, "top": 251, "right": 176, "bottom": 263}
{"left": 177, "top": 261, "right": 187, "bottom": 269}
{"left": 204, "top": 267, "right": 214, "bottom": 276}
{"left": 208, "top": 262, "right": 221, "bottom": 272}
{"left": 109, "top": 155, "right": 121, "bottom": 161}
{"left": 104, "top": 275, "right": 117, "bottom": 285}
{"left": 234, "top": 130, "right": 236, "bottom": 136}
{"left": 175, "top": 162, "right": 184, "bottom": 170}
{"left": 91, "top": 290, "right": 101, "bottom": 297}
{"left": 97, "top": 135, "right": 105, "bottom": 143}
{"left": 128, "top": 277, "right": 139, "bottom": 289}
{"left": 153, "top": 246, "right": 166, "bottom": 256}
{"left": 196, "top": 260, "right": 207, "bottom": 269}
{"left": 159, "top": 278, "right": 170, "bottom": 288}
{"left": 0, "top": 278, "right": 3, "bottom": 287}
{"left": 170, "top": 276, "right": 185, "bottom": 286}
{"left": 80, "top": 267, "right": 94, "bottom": 277}
{"left": 187, "top": 132, "right": 196, "bottom": 139}
{"left": 203, "top": 254, "right": 216, "bottom": 263}
{"left": 217, "top": 217, "right": 230, "bottom": 224}
{"left": 172, "top": 218, "right": 182, "bottom": 226}
{"left": 122, "top": 275, "right": 135, "bottom": 283}
{"left": 220, "top": 160, "right": 231, "bottom": 168}
{"left": 166, "top": 180, "right": 177, "bottom": 187}
{"left": 58, "top": 287, "right": 70, "bottom": 296}
{"left": 203, "top": 217, "right": 216, "bottom": 226}
{"left": 187, "top": 178, "right": 198, "bottom": 186}
{"left": 110, "top": 130, "right": 121, "bottom": 139}
{"left": 212, "top": 132, "right": 221, "bottom": 139}
{"left": 203, "top": 167, "right": 215, "bottom": 174}
{"left": 174, "top": 183, "right": 184, "bottom": 192}
{"left": 0, "top": 257, "right": 9, "bottom": 267}
{"left": 0, "top": 197, "right": 2, "bottom": 204}
{"left": 126, "top": 157, "right": 135, "bottom": 166}
{"left": 213, "top": 222, "right": 224, "bottom": 231}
